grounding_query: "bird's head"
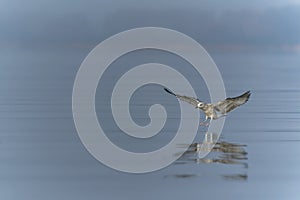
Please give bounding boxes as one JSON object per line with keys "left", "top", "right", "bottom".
{"left": 197, "top": 102, "right": 205, "bottom": 109}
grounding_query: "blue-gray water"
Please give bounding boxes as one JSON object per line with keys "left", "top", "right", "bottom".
{"left": 0, "top": 51, "right": 300, "bottom": 200}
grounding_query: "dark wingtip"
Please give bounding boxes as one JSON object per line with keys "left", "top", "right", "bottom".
{"left": 244, "top": 90, "right": 251, "bottom": 101}
{"left": 164, "top": 87, "right": 176, "bottom": 96}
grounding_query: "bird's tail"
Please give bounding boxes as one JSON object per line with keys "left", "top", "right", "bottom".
{"left": 164, "top": 87, "right": 176, "bottom": 96}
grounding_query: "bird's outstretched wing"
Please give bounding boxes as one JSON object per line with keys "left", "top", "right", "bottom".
{"left": 214, "top": 91, "right": 251, "bottom": 114}
{"left": 164, "top": 88, "right": 201, "bottom": 107}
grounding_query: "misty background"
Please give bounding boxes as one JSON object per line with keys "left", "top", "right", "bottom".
{"left": 1, "top": 0, "right": 300, "bottom": 52}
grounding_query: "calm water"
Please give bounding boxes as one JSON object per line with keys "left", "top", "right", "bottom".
{"left": 0, "top": 52, "right": 300, "bottom": 200}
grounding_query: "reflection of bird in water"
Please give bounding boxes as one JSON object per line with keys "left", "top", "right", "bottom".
{"left": 174, "top": 134, "right": 248, "bottom": 181}
{"left": 177, "top": 133, "right": 248, "bottom": 168}
{"left": 164, "top": 88, "right": 251, "bottom": 126}
{"left": 183, "top": 143, "right": 247, "bottom": 167}
{"left": 199, "top": 142, "right": 248, "bottom": 168}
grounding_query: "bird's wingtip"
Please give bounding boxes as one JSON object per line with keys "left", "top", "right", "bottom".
{"left": 164, "top": 87, "right": 176, "bottom": 96}
{"left": 245, "top": 90, "right": 251, "bottom": 101}
{"left": 244, "top": 90, "right": 251, "bottom": 96}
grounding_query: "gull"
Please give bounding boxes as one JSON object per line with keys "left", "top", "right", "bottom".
{"left": 164, "top": 88, "right": 251, "bottom": 126}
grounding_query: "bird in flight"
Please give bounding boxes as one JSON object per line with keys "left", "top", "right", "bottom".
{"left": 164, "top": 88, "right": 251, "bottom": 126}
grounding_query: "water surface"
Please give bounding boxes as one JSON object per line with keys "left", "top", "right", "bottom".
{"left": 0, "top": 52, "right": 299, "bottom": 200}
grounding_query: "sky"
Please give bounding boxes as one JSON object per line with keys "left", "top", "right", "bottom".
{"left": 1, "top": 0, "right": 300, "bottom": 53}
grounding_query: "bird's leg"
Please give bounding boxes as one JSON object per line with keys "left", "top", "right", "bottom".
{"left": 200, "top": 116, "right": 210, "bottom": 126}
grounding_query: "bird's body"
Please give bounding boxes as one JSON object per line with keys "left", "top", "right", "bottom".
{"left": 201, "top": 103, "right": 216, "bottom": 119}
{"left": 164, "top": 88, "right": 251, "bottom": 125}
